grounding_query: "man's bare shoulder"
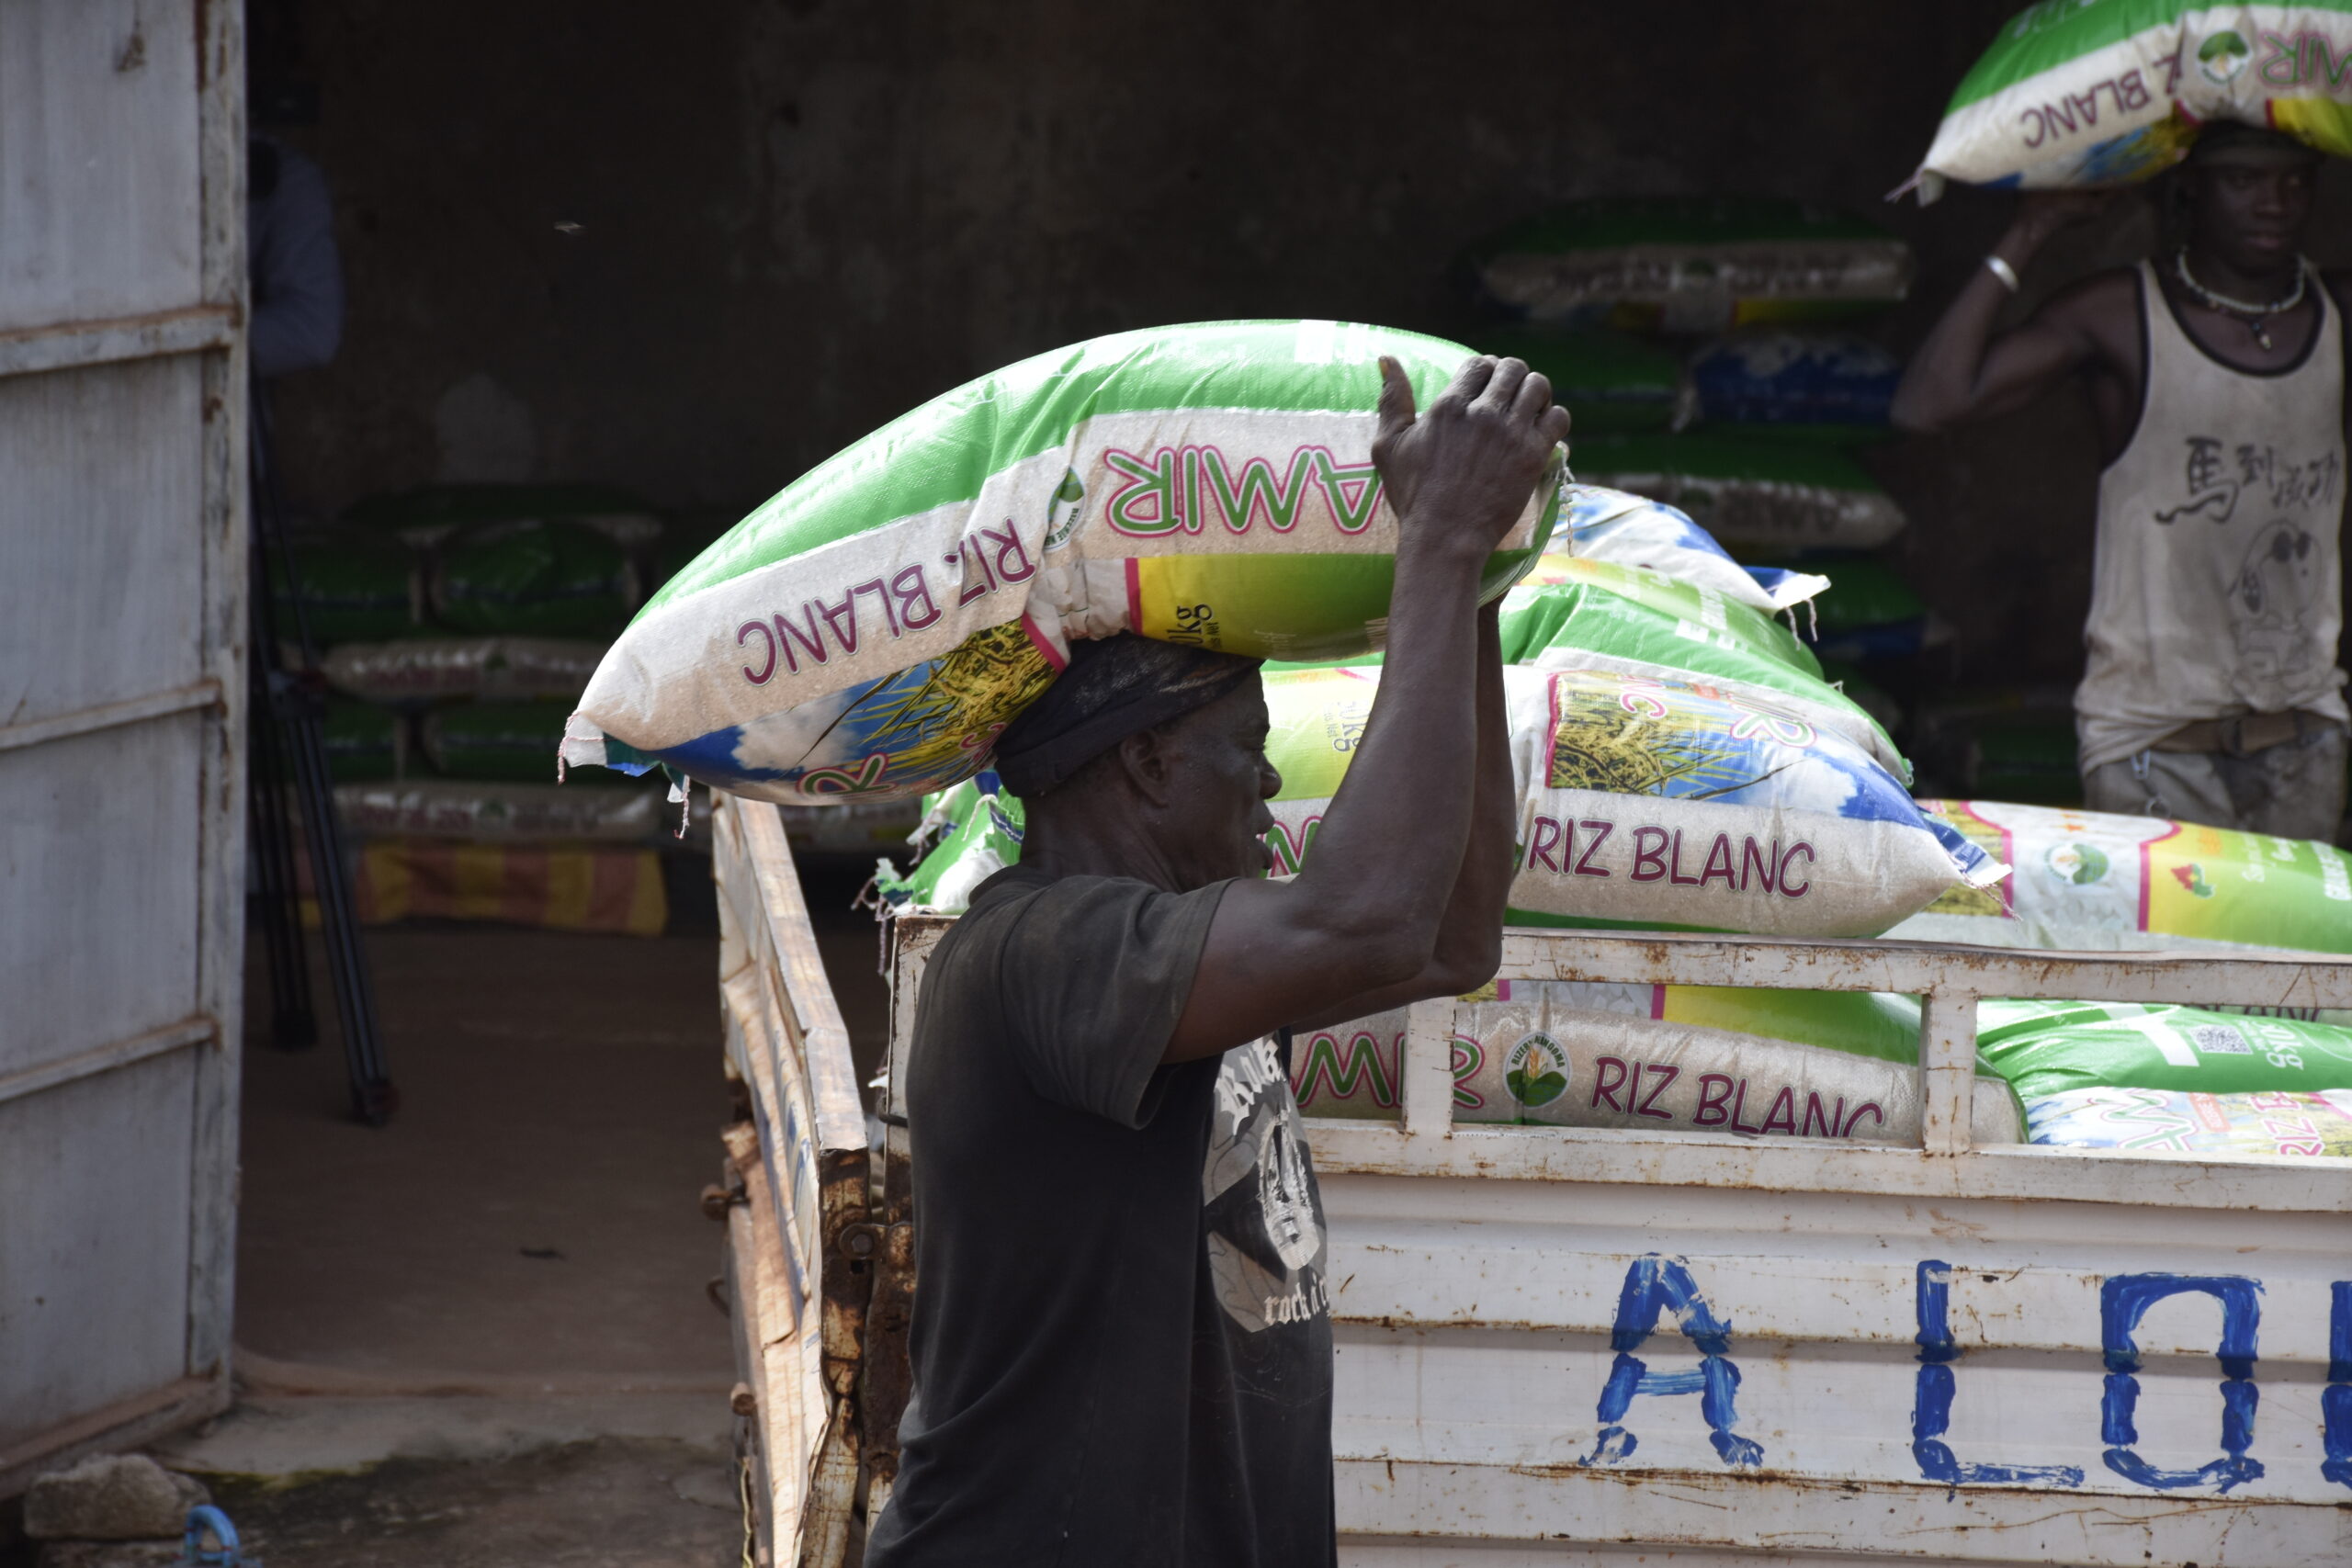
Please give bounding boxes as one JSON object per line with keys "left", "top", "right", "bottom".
{"left": 2022, "top": 265, "right": 2143, "bottom": 378}
{"left": 2036, "top": 265, "right": 2142, "bottom": 323}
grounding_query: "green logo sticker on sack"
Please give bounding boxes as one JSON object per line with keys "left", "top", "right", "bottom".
{"left": 2043, "top": 841, "right": 2109, "bottom": 886}
{"left": 1045, "top": 468, "right": 1086, "bottom": 551}
{"left": 2198, "top": 29, "right": 2252, "bottom": 85}
{"left": 1506, "top": 1032, "right": 1570, "bottom": 1107}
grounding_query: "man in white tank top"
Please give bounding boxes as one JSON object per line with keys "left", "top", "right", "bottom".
{"left": 1894, "top": 126, "right": 2348, "bottom": 843}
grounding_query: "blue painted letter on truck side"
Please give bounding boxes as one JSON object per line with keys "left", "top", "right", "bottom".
{"left": 2100, "top": 1274, "right": 2264, "bottom": 1493}
{"left": 1581, "top": 1256, "right": 1762, "bottom": 1470}
{"left": 1911, "top": 1260, "right": 2084, "bottom": 1486}
{"left": 2324, "top": 1281, "right": 2352, "bottom": 1491}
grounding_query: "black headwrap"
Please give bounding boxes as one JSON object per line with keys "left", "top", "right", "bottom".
{"left": 991, "top": 634, "right": 1263, "bottom": 797}
{"left": 2188, "top": 122, "right": 2322, "bottom": 169}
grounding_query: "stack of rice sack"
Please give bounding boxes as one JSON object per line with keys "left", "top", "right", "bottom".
{"left": 1884, "top": 798, "right": 2352, "bottom": 1155}
{"left": 850, "top": 460, "right": 2011, "bottom": 1142}
{"left": 1239, "top": 612, "right": 2006, "bottom": 1136}
{"left": 1461, "top": 197, "right": 1939, "bottom": 740}
{"left": 272, "top": 485, "right": 676, "bottom": 934}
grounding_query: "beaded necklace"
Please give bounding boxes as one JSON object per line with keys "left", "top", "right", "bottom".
{"left": 2173, "top": 246, "right": 2310, "bottom": 351}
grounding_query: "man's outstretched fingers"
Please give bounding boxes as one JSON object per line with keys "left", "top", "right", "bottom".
{"left": 1374, "top": 356, "right": 1419, "bottom": 445}
{"left": 1473, "top": 355, "right": 1530, "bottom": 412}
{"left": 1510, "top": 368, "right": 1556, "bottom": 423}
{"left": 1438, "top": 355, "right": 1497, "bottom": 412}
{"left": 1539, "top": 403, "right": 1574, "bottom": 446}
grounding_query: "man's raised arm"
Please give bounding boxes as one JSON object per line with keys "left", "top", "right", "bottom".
{"left": 1891, "top": 192, "right": 2117, "bottom": 434}
{"left": 1165, "top": 355, "right": 1566, "bottom": 1058}
{"left": 1287, "top": 598, "right": 1516, "bottom": 1032}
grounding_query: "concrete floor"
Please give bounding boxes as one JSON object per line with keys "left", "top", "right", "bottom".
{"left": 130, "top": 851, "right": 893, "bottom": 1564}
{"left": 153, "top": 1395, "right": 744, "bottom": 1568}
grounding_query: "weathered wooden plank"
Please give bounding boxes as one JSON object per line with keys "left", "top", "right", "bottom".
{"left": 1497, "top": 926, "right": 2352, "bottom": 1011}
{"left": 721, "top": 1199, "right": 775, "bottom": 1567}
{"left": 0, "top": 1016, "right": 212, "bottom": 1109}
{"left": 1332, "top": 1459, "right": 2341, "bottom": 1566}
{"left": 732, "top": 801, "right": 867, "bottom": 1156}
{"left": 0, "top": 0, "right": 204, "bottom": 333}
{"left": 1400, "top": 997, "right": 1453, "bottom": 1140}
{"left": 0, "top": 716, "right": 205, "bottom": 1080}
{"left": 715, "top": 797, "right": 871, "bottom": 1568}
{"left": 1314, "top": 1173, "right": 2350, "bottom": 1356}
{"left": 0, "top": 1055, "right": 198, "bottom": 1450}
{"left": 0, "top": 681, "right": 221, "bottom": 755}
{"left": 1917, "top": 990, "right": 1978, "bottom": 1156}
{"left": 186, "top": 0, "right": 248, "bottom": 1377}
{"left": 1305, "top": 1121, "right": 2352, "bottom": 1210}
{"left": 0, "top": 357, "right": 209, "bottom": 731}
{"left": 0, "top": 305, "right": 236, "bottom": 380}
{"left": 726, "top": 1121, "right": 808, "bottom": 1564}
{"left": 0, "top": 1375, "right": 228, "bottom": 1503}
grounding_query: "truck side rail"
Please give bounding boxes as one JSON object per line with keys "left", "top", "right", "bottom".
{"left": 884, "top": 917, "right": 2352, "bottom": 1209}
{"left": 713, "top": 795, "right": 872, "bottom": 1568}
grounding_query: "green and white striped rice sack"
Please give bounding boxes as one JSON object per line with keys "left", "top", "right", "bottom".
{"left": 561, "top": 321, "right": 1555, "bottom": 804}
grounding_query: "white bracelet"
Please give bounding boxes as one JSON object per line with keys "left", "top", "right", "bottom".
{"left": 1984, "top": 254, "right": 2022, "bottom": 293}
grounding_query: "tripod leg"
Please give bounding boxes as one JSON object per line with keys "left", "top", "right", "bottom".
{"left": 282, "top": 691, "right": 396, "bottom": 1123}
{"left": 245, "top": 643, "right": 317, "bottom": 1050}
{"left": 251, "top": 388, "right": 393, "bottom": 1122}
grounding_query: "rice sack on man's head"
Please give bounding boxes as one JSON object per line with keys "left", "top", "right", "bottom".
{"left": 1911, "top": 1, "right": 2352, "bottom": 197}
{"left": 561, "top": 321, "right": 1558, "bottom": 804}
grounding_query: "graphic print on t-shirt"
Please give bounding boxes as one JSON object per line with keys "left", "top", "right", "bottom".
{"left": 1203, "top": 1038, "right": 1330, "bottom": 1333}
{"left": 2149, "top": 434, "right": 2341, "bottom": 694}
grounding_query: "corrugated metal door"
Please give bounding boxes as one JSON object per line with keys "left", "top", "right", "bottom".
{"left": 0, "top": 0, "right": 246, "bottom": 1490}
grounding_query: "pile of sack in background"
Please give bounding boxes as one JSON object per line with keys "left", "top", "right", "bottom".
{"left": 272, "top": 484, "right": 921, "bottom": 938}
{"left": 1458, "top": 196, "right": 1943, "bottom": 765}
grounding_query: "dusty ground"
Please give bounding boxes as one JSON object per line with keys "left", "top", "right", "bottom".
{"left": 7, "top": 852, "right": 891, "bottom": 1567}
{"left": 140, "top": 1393, "right": 746, "bottom": 1568}
{"left": 198, "top": 1439, "right": 742, "bottom": 1568}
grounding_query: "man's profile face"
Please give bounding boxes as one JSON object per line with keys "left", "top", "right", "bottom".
{"left": 2189, "top": 161, "right": 2318, "bottom": 274}
{"left": 1150, "top": 682, "right": 1282, "bottom": 892}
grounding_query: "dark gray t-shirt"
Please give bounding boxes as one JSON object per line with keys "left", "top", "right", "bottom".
{"left": 865, "top": 864, "right": 1336, "bottom": 1568}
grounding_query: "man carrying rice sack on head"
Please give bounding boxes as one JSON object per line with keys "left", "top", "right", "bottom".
{"left": 1898, "top": 101, "right": 2350, "bottom": 841}
{"left": 864, "top": 355, "right": 1565, "bottom": 1568}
